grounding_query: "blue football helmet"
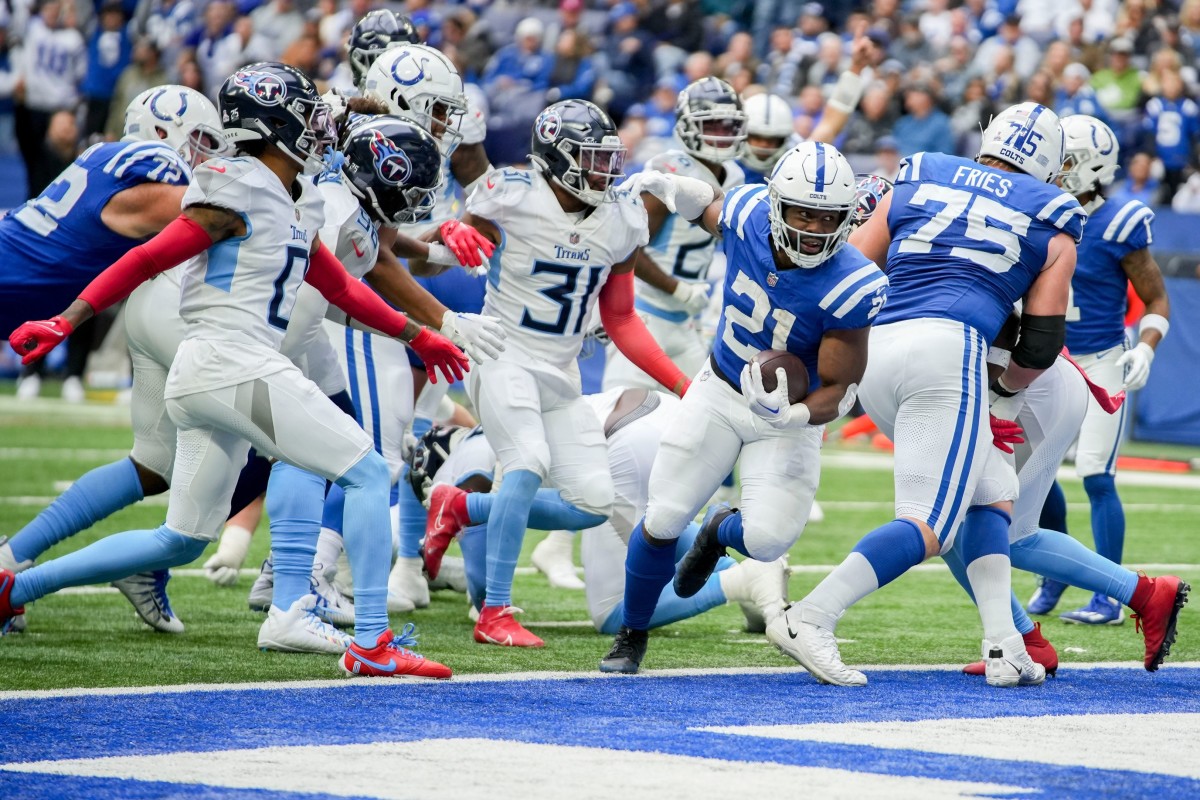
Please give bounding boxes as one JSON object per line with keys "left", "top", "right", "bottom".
{"left": 529, "top": 99, "right": 625, "bottom": 206}
{"left": 348, "top": 10, "right": 420, "bottom": 89}
{"left": 341, "top": 115, "right": 444, "bottom": 226}
{"left": 219, "top": 62, "right": 335, "bottom": 175}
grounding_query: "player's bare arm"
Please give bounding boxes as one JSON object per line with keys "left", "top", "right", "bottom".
{"left": 847, "top": 190, "right": 892, "bottom": 268}
{"left": 806, "top": 326, "right": 870, "bottom": 425}
{"left": 629, "top": 192, "right": 680, "bottom": 293}
{"left": 450, "top": 141, "right": 492, "bottom": 190}
{"left": 404, "top": 212, "right": 498, "bottom": 277}
{"left": 1121, "top": 247, "right": 1170, "bottom": 348}
{"left": 809, "top": 36, "right": 872, "bottom": 145}
{"left": 364, "top": 244, "right": 452, "bottom": 329}
{"left": 101, "top": 183, "right": 191, "bottom": 239}
{"left": 999, "top": 232, "right": 1077, "bottom": 392}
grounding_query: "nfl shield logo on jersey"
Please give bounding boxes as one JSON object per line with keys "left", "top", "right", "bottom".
{"left": 767, "top": 272, "right": 778, "bottom": 287}
{"left": 569, "top": 232, "right": 580, "bottom": 245}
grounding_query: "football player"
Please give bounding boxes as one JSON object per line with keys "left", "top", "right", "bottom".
{"left": 1024, "top": 116, "right": 1172, "bottom": 625}
{"left": 598, "top": 141, "right": 887, "bottom": 673}
{"left": 5, "top": 63, "right": 465, "bottom": 679}
{"left": 419, "top": 99, "right": 690, "bottom": 647}
{"left": 775, "top": 103, "right": 1082, "bottom": 688}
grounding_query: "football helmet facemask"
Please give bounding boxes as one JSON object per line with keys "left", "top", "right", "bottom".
{"left": 363, "top": 44, "right": 467, "bottom": 157}
{"left": 768, "top": 142, "right": 857, "bottom": 268}
{"left": 341, "top": 115, "right": 445, "bottom": 226}
{"left": 123, "top": 85, "right": 229, "bottom": 167}
{"left": 675, "top": 77, "right": 747, "bottom": 162}
{"left": 348, "top": 9, "right": 420, "bottom": 90}
{"left": 219, "top": 62, "right": 335, "bottom": 176}
{"left": 530, "top": 99, "right": 626, "bottom": 206}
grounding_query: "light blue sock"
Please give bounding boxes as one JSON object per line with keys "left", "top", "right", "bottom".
{"left": 944, "top": 534, "right": 1033, "bottom": 635}
{"left": 395, "top": 468, "right": 426, "bottom": 559}
{"left": 321, "top": 483, "right": 345, "bottom": 534}
{"left": 9, "top": 458, "right": 145, "bottom": 563}
{"left": 715, "top": 511, "right": 749, "bottom": 557}
{"left": 266, "top": 462, "right": 324, "bottom": 611}
{"left": 1083, "top": 474, "right": 1125, "bottom": 565}
{"left": 484, "top": 469, "right": 540, "bottom": 607}
{"left": 458, "top": 523, "right": 488, "bottom": 611}
{"left": 337, "top": 451, "right": 393, "bottom": 646}
{"left": 1011, "top": 528, "right": 1139, "bottom": 605}
{"left": 852, "top": 518, "right": 926, "bottom": 587}
{"left": 467, "top": 487, "right": 605, "bottom": 531}
{"left": 12, "top": 524, "right": 206, "bottom": 607}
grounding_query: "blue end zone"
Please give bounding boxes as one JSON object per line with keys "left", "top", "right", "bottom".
{"left": 2, "top": 668, "right": 1198, "bottom": 798}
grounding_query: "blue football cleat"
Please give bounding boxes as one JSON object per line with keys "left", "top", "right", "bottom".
{"left": 1027, "top": 577, "right": 1069, "bottom": 615}
{"left": 1060, "top": 592, "right": 1125, "bottom": 626}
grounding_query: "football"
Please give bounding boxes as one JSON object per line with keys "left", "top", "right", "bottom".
{"left": 750, "top": 349, "right": 810, "bottom": 404}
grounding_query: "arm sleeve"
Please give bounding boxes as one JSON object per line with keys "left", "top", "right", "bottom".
{"left": 599, "top": 269, "right": 688, "bottom": 395}
{"left": 77, "top": 215, "right": 213, "bottom": 313}
{"left": 304, "top": 242, "right": 410, "bottom": 339}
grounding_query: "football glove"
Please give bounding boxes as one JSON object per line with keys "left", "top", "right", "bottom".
{"left": 739, "top": 360, "right": 811, "bottom": 430}
{"left": 440, "top": 310, "right": 506, "bottom": 361}
{"left": 203, "top": 525, "right": 253, "bottom": 587}
{"left": 1115, "top": 342, "right": 1154, "bottom": 391}
{"left": 409, "top": 327, "right": 470, "bottom": 384}
{"left": 672, "top": 281, "right": 710, "bottom": 316}
{"left": 9, "top": 315, "right": 73, "bottom": 365}
{"left": 439, "top": 219, "right": 495, "bottom": 268}
{"left": 989, "top": 415, "right": 1025, "bottom": 454}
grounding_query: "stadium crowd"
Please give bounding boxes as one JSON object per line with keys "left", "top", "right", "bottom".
{"left": 0, "top": 0, "right": 1197, "bottom": 206}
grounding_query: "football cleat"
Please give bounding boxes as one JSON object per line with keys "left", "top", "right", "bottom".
{"left": 1060, "top": 592, "right": 1125, "bottom": 625}
{"left": 310, "top": 564, "right": 355, "bottom": 628}
{"left": 766, "top": 602, "right": 866, "bottom": 686}
{"left": 248, "top": 557, "right": 274, "bottom": 612}
{"left": 1129, "top": 573, "right": 1190, "bottom": 671}
{"left": 0, "top": 536, "right": 32, "bottom": 574}
{"left": 258, "top": 594, "right": 352, "bottom": 654}
{"left": 387, "top": 556, "right": 427, "bottom": 612}
{"left": 474, "top": 604, "right": 545, "bottom": 647}
{"left": 428, "top": 555, "right": 468, "bottom": 594}
{"left": 531, "top": 531, "right": 585, "bottom": 590}
{"left": 599, "top": 626, "right": 649, "bottom": 674}
{"left": 1027, "top": 577, "right": 1068, "bottom": 615}
{"left": 964, "top": 622, "right": 1057, "bottom": 677}
{"left": 674, "top": 503, "right": 734, "bottom": 599}
{"left": 113, "top": 570, "right": 184, "bottom": 633}
{"left": 424, "top": 484, "right": 469, "bottom": 580}
{"left": 340, "top": 623, "right": 452, "bottom": 679}
{"left": 721, "top": 556, "right": 789, "bottom": 633}
{"left": 982, "top": 633, "right": 1046, "bottom": 688}
{"left": 0, "top": 569, "right": 26, "bottom": 635}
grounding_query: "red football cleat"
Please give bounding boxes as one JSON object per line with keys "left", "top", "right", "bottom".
{"left": 0, "top": 569, "right": 24, "bottom": 635}
{"left": 424, "top": 484, "right": 469, "bottom": 580}
{"left": 963, "top": 622, "right": 1058, "bottom": 677}
{"left": 340, "top": 625, "right": 452, "bottom": 679}
{"left": 474, "top": 605, "right": 545, "bottom": 648}
{"left": 1129, "top": 573, "right": 1190, "bottom": 671}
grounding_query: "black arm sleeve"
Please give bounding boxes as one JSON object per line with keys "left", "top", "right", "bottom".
{"left": 1011, "top": 314, "right": 1066, "bottom": 370}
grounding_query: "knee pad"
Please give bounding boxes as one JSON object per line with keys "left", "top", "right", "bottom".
{"left": 644, "top": 498, "right": 691, "bottom": 541}
{"left": 741, "top": 525, "right": 793, "bottom": 562}
{"left": 338, "top": 450, "right": 390, "bottom": 492}
{"left": 129, "top": 442, "right": 173, "bottom": 487}
{"left": 565, "top": 478, "right": 614, "bottom": 520}
{"left": 510, "top": 442, "right": 551, "bottom": 480}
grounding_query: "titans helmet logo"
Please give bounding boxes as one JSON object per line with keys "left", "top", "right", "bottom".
{"left": 369, "top": 130, "right": 412, "bottom": 185}
{"left": 535, "top": 111, "right": 562, "bottom": 144}
{"left": 233, "top": 71, "right": 286, "bottom": 106}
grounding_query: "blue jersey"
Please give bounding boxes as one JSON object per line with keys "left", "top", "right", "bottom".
{"left": 1065, "top": 197, "right": 1153, "bottom": 354}
{"left": 1143, "top": 96, "right": 1200, "bottom": 172}
{"left": 0, "top": 140, "right": 189, "bottom": 329}
{"left": 877, "top": 151, "right": 1085, "bottom": 344}
{"left": 735, "top": 159, "right": 770, "bottom": 185}
{"left": 712, "top": 184, "right": 887, "bottom": 388}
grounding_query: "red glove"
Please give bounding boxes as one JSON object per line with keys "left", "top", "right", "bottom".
{"left": 439, "top": 219, "right": 496, "bottom": 268}
{"left": 409, "top": 327, "right": 470, "bottom": 384}
{"left": 990, "top": 415, "right": 1025, "bottom": 454}
{"left": 9, "top": 315, "right": 74, "bottom": 365}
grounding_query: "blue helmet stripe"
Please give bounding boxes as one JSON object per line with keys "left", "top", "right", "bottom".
{"left": 1014, "top": 104, "right": 1045, "bottom": 152}
{"left": 814, "top": 141, "right": 827, "bottom": 192}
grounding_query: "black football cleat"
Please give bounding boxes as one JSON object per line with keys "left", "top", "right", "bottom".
{"left": 599, "top": 626, "right": 649, "bottom": 674}
{"left": 674, "top": 504, "right": 735, "bottom": 598}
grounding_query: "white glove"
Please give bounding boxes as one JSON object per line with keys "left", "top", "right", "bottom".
{"left": 440, "top": 310, "right": 506, "bottom": 361}
{"left": 321, "top": 88, "right": 348, "bottom": 125}
{"left": 672, "top": 281, "right": 710, "bottom": 316}
{"left": 204, "top": 525, "right": 253, "bottom": 587}
{"left": 1115, "top": 342, "right": 1154, "bottom": 391}
{"left": 631, "top": 171, "right": 716, "bottom": 220}
{"left": 739, "top": 360, "right": 811, "bottom": 430}
{"left": 632, "top": 170, "right": 678, "bottom": 213}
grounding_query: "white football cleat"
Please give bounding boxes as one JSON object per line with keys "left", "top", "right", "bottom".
{"left": 0, "top": 536, "right": 32, "bottom": 574}
{"left": 331, "top": 550, "right": 354, "bottom": 599}
{"left": 388, "top": 556, "right": 428, "bottom": 611}
{"left": 766, "top": 602, "right": 866, "bottom": 686}
{"left": 310, "top": 563, "right": 355, "bottom": 627}
{"left": 983, "top": 633, "right": 1047, "bottom": 688}
{"left": 15, "top": 374, "right": 41, "bottom": 401}
{"left": 721, "top": 557, "right": 789, "bottom": 633}
{"left": 531, "top": 531, "right": 585, "bottom": 590}
{"left": 61, "top": 376, "right": 85, "bottom": 404}
{"left": 247, "top": 557, "right": 274, "bottom": 612}
{"left": 428, "top": 555, "right": 468, "bottom": 593}
{"left": 112, "top": 570, "right": 184, "bottom": 634}
{"left": 808, "top": 500, "right": 825, "bottom": 524}
{"left": 468, "top": 604, "right": 480, "bottom": 622}
{"left": 258, "top": 595, "right": 352, "bottom": 654}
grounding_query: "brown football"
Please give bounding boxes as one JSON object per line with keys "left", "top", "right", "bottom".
{"left": 750, "top": 349, "right": 810, "bottom": 404}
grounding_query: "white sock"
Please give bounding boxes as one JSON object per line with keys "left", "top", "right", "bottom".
{"left": 802, "top": 552, "right": 879, "bottom": 623}
{"left": 966, "top": 553, "right": 1019, "bottom": 643}
{"left": 315, "top": 527, "right": 343, "bottom": 574}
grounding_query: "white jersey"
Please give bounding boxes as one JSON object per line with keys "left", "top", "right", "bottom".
{"left": 468, "top": 168, "right": 648, "bottom": 366}
{"left": 638, "top": 151, "right": 744, "bottom": 316}
{"left": 168, "top": 157, "right": 326, "bottom": 397}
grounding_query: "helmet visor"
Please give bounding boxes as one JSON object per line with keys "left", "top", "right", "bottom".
{"left": 578, "top": 137, "right": 626, "bottom": 195}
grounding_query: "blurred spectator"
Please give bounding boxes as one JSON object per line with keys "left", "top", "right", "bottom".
{"left": 483, "top": 17, "right": 550, "bottom": 94}
{"left": 806, "top": 32, "right": 844, "bottom": 91}
{"left": 1041, "top": 40, "right": 1071, "bottom": 81}
{"left": 794, "top": 83, "right": 825, "bottom": 140}
{"left": 891, "top": 16, "right": 934, "bottom": 70}
{"left": 621, "top": 75, "right": 682, "bottom": 164}
{"left": 82, "top": 0, "right": 133, "bottom": 138}
{"left": 973, "top": 16, "right": 1040, "bottom": 80}
{"left": 841, "top": 82, "right": 895, "bottom": 156}
{"left": 1016, "top": 0, "right": 1057, "bottom": 44}
{"left": 319, "top": 0, "right": 372, "bottom": 51}
{"left": 177, "top": 56, "right": 204, "bottom": 93}
{"left": 937, "top": 36, "right": 974, "bottom": 101}
{"left": 544, "top": 0, "right": 603, "bottom": 52}
{"left": 601, "top": 3, "right": 657, "bottom": 117}
{"left": 1170, "top": 171, "right": 1200, "bottom": 213}
{"left": 1091, "top": 38, "right": 1142, "bottom": 116}
{"left": 1117, "top": 0, "right": 1160, "bottom": 60}
{"left": 872, "top": 134, "right": 901, "bottom": 179}
{"left": 1110, "top": 151, "right": 1160, "bottom": 206}
{"left": 546, "top": 28, "right": 596, "bottom": 103}
{"left": 279, "top": 23, "right": 322, "bottom": 76}
{"left": 0, "top": 23, "right": 15, "bottom": 155}
{"left": 1183, "top": 0, "right": 1200, "bottom": 43}
{"left": 985, "top": 46, "right": 1024, "bottom": 106}
{"left": 750, "top": 0, "right": 805, "bottom": 59}
{"left": 715, "top": 31, "right": 757, "bottom": 84}
{"left": 893, "top": 83, "right": 954, "bottom": 156}
{"left": 29, "top": 109, "right": 79, "bottom": 197}
{"left": 1056, "top": 62, "right": 1110, "bottom": 125}
{"left": 251, "top": 0, "right": 305, "bottom": 61}
{"left": 791, "top": 3, "right": 828, "bottom": 61}
{"left": 1142, "top": 69, "right": 1200, "bottom": 203}
{"left": 104, "top": 38, "right": 169, "bottom": 140}
{"left": 757, "top": 26, "right": 802, "bottom": 97}
{"left": 647, "top": 0, "right": 705, "bottom": 72}
{"left": 194, "top": 0, "right": 236, "bottom": 96}
{"left": 142, "top": 0, "right": 198, "bottom": 75}
{"left": 1142, "top": 49, "right": 1182, "bottom": 99}
{"left": 950, "top": 76, "right": 994, "bottom": 155}
{"left": 1056, "top": 9, "right": 1107, "bottom": 72}
{"left": 682, "top": 51, "right": 714, "bottom": 83}
{"left": 1025, "top": 70, "right": 1056, "bottom": 108}
{"left": 919, "top": 0, "right": 954, "bottom": 52}
{"left": 15, "top": 0, "right": 85, "bottom": 197}
{"left": 442, "top": 9, "right": 492, "bottom": 82}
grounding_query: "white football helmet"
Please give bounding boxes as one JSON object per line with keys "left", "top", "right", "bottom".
{"left": 768, "top": 141, "right": 857, "bottom": 268}
{"left": 123, "top": 85, "right": 227, "bottom": 167}
{"left": 977, "top": 101, "right": 1065, "bottom": 183}
{"left": 364, "top": 44, "right": 467, "bottom": 156}
{"left": 1059, "top": 115, "right": 1119, "bottom": 197}
{"left": 741, "top": 93, "right": 795, "bottom": 173}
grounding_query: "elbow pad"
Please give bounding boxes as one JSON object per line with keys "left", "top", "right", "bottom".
{"left": 1011, "top": 314, "right": 1065, "bottom": 370}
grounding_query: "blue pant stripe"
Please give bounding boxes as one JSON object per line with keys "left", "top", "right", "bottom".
{"left": 940, "top": 328, "right": 984, "bottom": 540}
{"left": 1103, "top": 396, "right": 1128, "bottom": 475}
{"left": 362, "top": 333, "right": 383, "bottom": 455}
{"left": 344, "top": 328, "right": 364, "bottom": 429}
{"left": 928, "top": 324, "right": 973, "bottom": 530}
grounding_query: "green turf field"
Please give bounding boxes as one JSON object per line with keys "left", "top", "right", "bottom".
{"left": 1, "top": 393, "right": 1197, "bottom": 691}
